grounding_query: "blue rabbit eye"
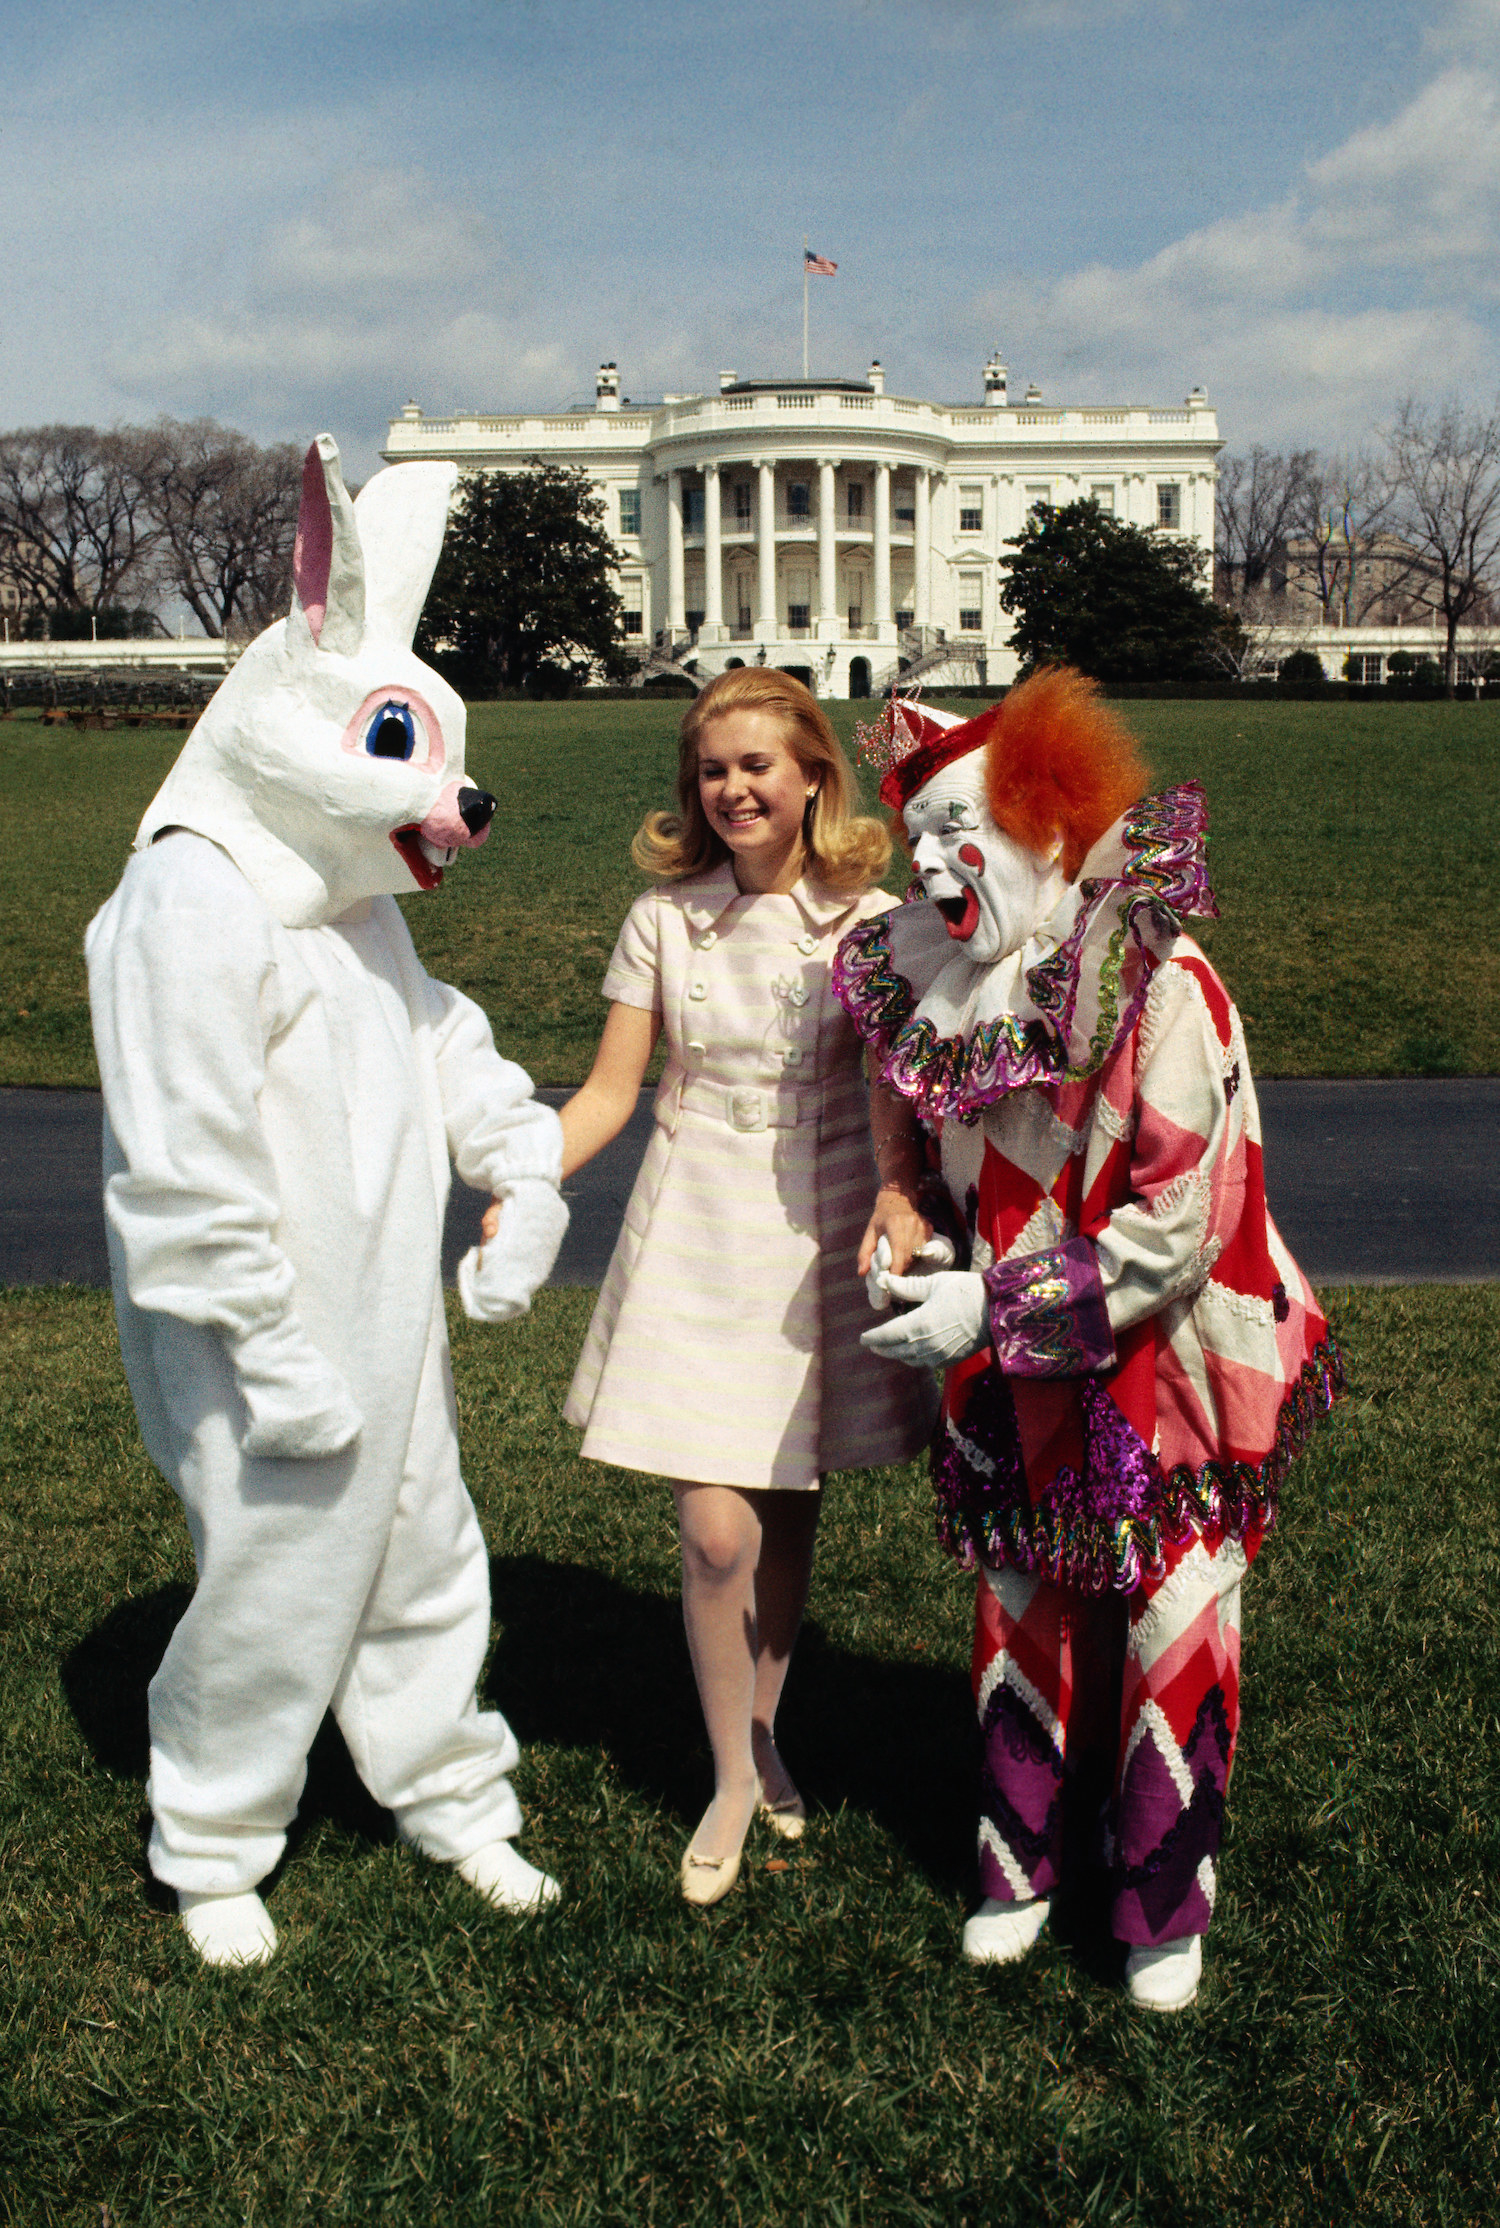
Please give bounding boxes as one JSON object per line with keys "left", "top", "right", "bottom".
{"left": 365, "top": 701, "right": 416, "bottom": 760}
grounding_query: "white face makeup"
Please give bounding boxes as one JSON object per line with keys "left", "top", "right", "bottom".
{"left": 903, "top": 755, "right": 1065, "bottom": 962}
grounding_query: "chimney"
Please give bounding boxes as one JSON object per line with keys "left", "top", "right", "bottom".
{"left": 983, "top": 351, "right": 1008, "bottom": 407}
{"left": 719, "top": 369, "right": 738, "bottom": 392}
{"left": 401, "top": 398, "right": 422, "bottom": 421}
{"left": 1186, "top": 385, "right": 1209, "bottom": 411}
{"left": 596, "top": 362, "right": 621, "bottom": 412}
{"left": 1023, "top": 382, "right": 1042, "bottom": 405}
{"left": 868, "top": 359, "right": 885, "bottom": 395}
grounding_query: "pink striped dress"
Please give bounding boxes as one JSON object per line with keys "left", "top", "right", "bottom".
{"left": 563, "top": 862, "right": 937, "bottom": 1490}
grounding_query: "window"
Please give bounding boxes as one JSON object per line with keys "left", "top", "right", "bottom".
{"left": 847, "top": 603, "right": 863, "bottom": 629}
{"left": 621, "top": 579, "right": 643, "bottom": 635}
{"left": 1157, "top": 483, "right": 1181, "bottom": 529}
{"left": 787, "top": 481, "right": 811, "bottom": 519}
{"left": 1089, "top": 483, "right": 1115, "bottom": 513}
{"left": 618, "top": 487, "right": 641, "bottom": 536}
{"left": 958, "top": 572, "right": 983, "bottom": 632}
{"left": 1347, "top": 653, "right": 1383, "bottom": 686}
{"left": 685, "top": 609, "right": 704, "bottom": 636}
{"left": 1025, "top": 483, "right": 1050, "bottom": 513}
{"left": 787, "top": 571, "right": 811, "bottom": 630}
{"left": 895, "top": 495, "right": 915, "bottom": 523}
{"left": 683, "top": 486, "right": 705, "bottom": 532}
{"left": 958, "top": 485, "right": 984, "bottom": 533}
{"left": 895, "top": 608, "right": 914, "bottom": 631}
{"left": 734, "top": 483, "right": 753, "bottom": 527}
{"left": 847, "top": 482, "right": 865, "bottom": 521}
{"left": 787, "top": 604, "right": 810, "bottom": 630}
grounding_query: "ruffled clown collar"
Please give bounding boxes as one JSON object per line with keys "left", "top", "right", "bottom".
{"left": 833, "top": 783, "right": 1218, "bottom": 1124}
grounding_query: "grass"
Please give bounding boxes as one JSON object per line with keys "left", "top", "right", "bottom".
{"left": 1, "top": 1282, "right": 1497, "bottom": 2224}
{"left": 1, "top": 698, "right": 1496, "bottom": 1088}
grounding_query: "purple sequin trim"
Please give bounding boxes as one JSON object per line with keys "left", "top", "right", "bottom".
{"left": 984, "top": 1237, "right": 1117, "bottom": 1378}
{"left": 932, "top": 1337, "right": 1347, "bottom": 1596}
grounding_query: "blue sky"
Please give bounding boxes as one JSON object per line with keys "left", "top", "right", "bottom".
{"left": 2, "top": 0, "right": 1497, "bottom": 472}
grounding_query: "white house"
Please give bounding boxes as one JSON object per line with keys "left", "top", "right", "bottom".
{"left": 381, "top": 355, "right": 1222, "bottom": 696}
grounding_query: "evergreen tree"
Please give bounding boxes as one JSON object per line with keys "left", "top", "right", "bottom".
{"left": 416, "top": 460, "right": 629, "bottom": 694}
{"left": 999, "top": 498, "right": 1237, "bottom": 681}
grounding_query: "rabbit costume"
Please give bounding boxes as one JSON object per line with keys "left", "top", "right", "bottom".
{"left": 86, "top": 438, "right": 567, "bottom": 1964}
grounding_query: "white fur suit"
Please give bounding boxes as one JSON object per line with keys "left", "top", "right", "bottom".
{"left": 86, "top": 438, "right": 566, "bottom": 1922}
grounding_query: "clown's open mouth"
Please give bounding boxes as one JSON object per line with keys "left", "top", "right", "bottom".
{"left": 936, "top": 888, "right": 981, "bottom": 941}
{"left": 390, "top": 824, "right": 450, "bottom": 891}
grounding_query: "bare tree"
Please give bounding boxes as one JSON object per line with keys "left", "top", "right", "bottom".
{"left": 0, "top": 424, "right": 164, "bottom": 623}
{"left": 145, "top": 420, "right": 302, "bottom": 639}
{"left": 1286, "top": 452, "right": 1414, "bottom": 626}
{"left": 1214, "top": 446, "right": 1317, "bottom": 600}
{"left": 1385, "top": 396, "right": 1500, "bottom": 694}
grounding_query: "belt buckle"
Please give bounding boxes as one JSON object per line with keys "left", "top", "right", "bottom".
{"left": 729, "top": 1087, "right": 767, "bottom": 1132}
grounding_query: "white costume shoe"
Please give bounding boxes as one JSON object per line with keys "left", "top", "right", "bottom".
{"left": 454, "top": 1839, "right": 561, "bottom": 1915}
{"left": 177, "top": 1889, "right": 279, "bottom": 1968}
{"left": 962, "top": 1896, "right": 1050, "bottom": 1964}
{"left": 1124, "top": 1934, "right": 1202, "bottom": 2011}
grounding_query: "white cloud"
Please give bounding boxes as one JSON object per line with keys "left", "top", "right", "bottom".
{"left": 964, "top": 18, "right": 1500, "bottom": 451}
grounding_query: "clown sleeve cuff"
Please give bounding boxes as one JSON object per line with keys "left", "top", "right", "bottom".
{"left": 982, "top": 1236, "right": 1117, "bottom": 1377}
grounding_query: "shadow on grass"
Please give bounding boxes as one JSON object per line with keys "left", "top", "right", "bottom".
{"left": 58, "top": 1555, "right": 980, "bottom": 1898}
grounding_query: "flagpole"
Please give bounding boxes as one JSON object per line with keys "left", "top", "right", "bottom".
{"left": 802, "top": 238, "right": 809, "bottom": 380}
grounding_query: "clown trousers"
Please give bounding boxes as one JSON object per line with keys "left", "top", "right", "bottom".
{"left": 973, "top": 1532, "right": 1247, "bottom": 1946}
{"left": 132, "top": 1296, "right": 523, "bottom": 1898}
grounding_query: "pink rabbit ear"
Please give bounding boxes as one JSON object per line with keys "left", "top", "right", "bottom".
{"left": 288, "top": 434, "right": 365, "bottom": 657}
{"left": 292, "top": 444, "right": 334, "bottom": 641}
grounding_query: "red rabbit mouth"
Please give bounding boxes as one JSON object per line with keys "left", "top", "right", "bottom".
{"left": 390, "top": 824, "right": 444, "bottom": 890}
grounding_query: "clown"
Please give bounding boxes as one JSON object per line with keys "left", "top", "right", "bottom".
{"left": 86, "top": 437, "right": 568, "bottom": 1968}
{"left": 838, "top": 668, "right": 1343, "bottom": 2012}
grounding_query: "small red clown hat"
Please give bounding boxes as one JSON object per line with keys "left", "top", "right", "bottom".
{"left": 854, "top": 695, "right": 1003, "bottom": 811}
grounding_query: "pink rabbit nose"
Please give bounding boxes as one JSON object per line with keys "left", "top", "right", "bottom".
{"left": 418, "top": 781, "right": 496, "bottom": 850}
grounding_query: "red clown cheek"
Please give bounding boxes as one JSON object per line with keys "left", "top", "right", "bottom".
{"left": 958, "top": 843, "right": 986, "bottom": 872}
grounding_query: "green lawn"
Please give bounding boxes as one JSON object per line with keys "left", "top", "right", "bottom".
{"left": 1, "top": 1284, "right": 1496, "bottom": 2225}
{"left": 1, "top": 698, "right": 1496, "bottom": 1088}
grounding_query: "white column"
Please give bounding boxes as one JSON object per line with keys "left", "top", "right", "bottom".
{"left": 817, "top": 457, "right": 837, "bottom": 636}
{"left": 667, "top": 470, "right": 685, "bottom": 637}
{"left": 874, "top": 461, "right": 893, "bottom": 636}
{"left": 702, "top": 462, "right": 723, "bottom": 638}
{"left": 757, "top": 459, "right": 776, "bottom": 641}
{"left": 913, "top": 469, "right": 931, "bottom": 629}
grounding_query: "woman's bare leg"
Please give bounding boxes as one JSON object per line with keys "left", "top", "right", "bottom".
{"left": 672, "top": 1482, "right": 765, "bottom": 1864}
{"left": 750, "top": 1490, "right": 821, "bottom": 1807}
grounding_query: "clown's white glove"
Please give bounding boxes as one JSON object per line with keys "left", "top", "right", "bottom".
{"left": 860, "top": 1267, "right": 989, "bottom": 1368}
{"left": 457, "top": 1179, "right": 569, "bottom": 1324}
{"left": 864, "top": 1230, "right": 957, "bottom": 1312}
{"left": 230, "top": 1311, "right": 363, "bottom": 1460}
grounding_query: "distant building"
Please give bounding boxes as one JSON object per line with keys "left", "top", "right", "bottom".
{"left": 382, "top": 355, "right": 1222, "bottom": 696}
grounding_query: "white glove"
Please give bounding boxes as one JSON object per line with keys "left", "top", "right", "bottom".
{"left": 230, "top": 1311, "right": 363, "bottom": 1460}
{"left": 864, "top": 1230, "right": 957, "bottom": 1311}
{"left": 457, "top": 1179, "right": 569, "bottom": 1324}
{"left": 859, "top": 1267, "right": 989, "bottom": 1368}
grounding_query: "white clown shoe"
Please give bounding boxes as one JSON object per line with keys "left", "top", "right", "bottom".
{"left": 1124, "top": 1934, "right": 1202, "bottom": 2012}
{"left": 177, "top": 1889, "right": 279, "bottom": 1968}
{"left": 962, "top": 1896, "right": 1050, "bottom": 1965}
{"left": 454, "top": 1839, "right": 561, "bottom": 1915}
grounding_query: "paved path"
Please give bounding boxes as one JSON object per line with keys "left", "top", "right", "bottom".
{"left": 2, "top": 1080, "right": 1496, "bottom": 1290}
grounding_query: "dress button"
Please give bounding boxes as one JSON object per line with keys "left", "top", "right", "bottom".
{"left": 697, "top": 929, "right": 718, "bottom": 949}
{"left": 687, "top": 1040, "right": 706, "bottom": 1058}
{"left": 796, "top": 933, "right": 817, "bottom": 955}
{"left": 783, "top": 1047, "right": 804, "bottom": 1067}
{"left": 688, "top": 981, "right": 707, "bottom": 1000}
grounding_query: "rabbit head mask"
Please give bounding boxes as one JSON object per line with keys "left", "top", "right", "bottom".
{"left": 134, "top": 436, "right": 492, "bottom": 929}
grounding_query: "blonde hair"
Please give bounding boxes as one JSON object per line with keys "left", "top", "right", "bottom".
{"left": 631, "top": 667, "right": 890, "bottom": 894}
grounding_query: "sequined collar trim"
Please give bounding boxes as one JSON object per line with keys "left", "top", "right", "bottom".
{"left": 832, "top": 784, "right": 1217, "bottom": 1123}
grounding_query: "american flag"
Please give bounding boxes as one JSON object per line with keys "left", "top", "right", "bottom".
{"left": 804, "top": 249, "right": 838, "bottom": 276}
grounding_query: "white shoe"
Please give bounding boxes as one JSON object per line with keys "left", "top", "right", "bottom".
{"left": 1125, "top": 1934, "right": 1202, "bottom": 2011}
{"left": 177, "top": 1889, "right": 278, "bottom": 1968}
{"left": 962, "top": 1896, "right": 1050, "bottom": 1965}
{"left": 454, "top": 1839, "right": 561, "bottom": 1915}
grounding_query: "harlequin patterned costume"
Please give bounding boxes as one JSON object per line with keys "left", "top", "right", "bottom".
{"left": 835, "top": 684, "right": 1343, "bottom": 1947}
